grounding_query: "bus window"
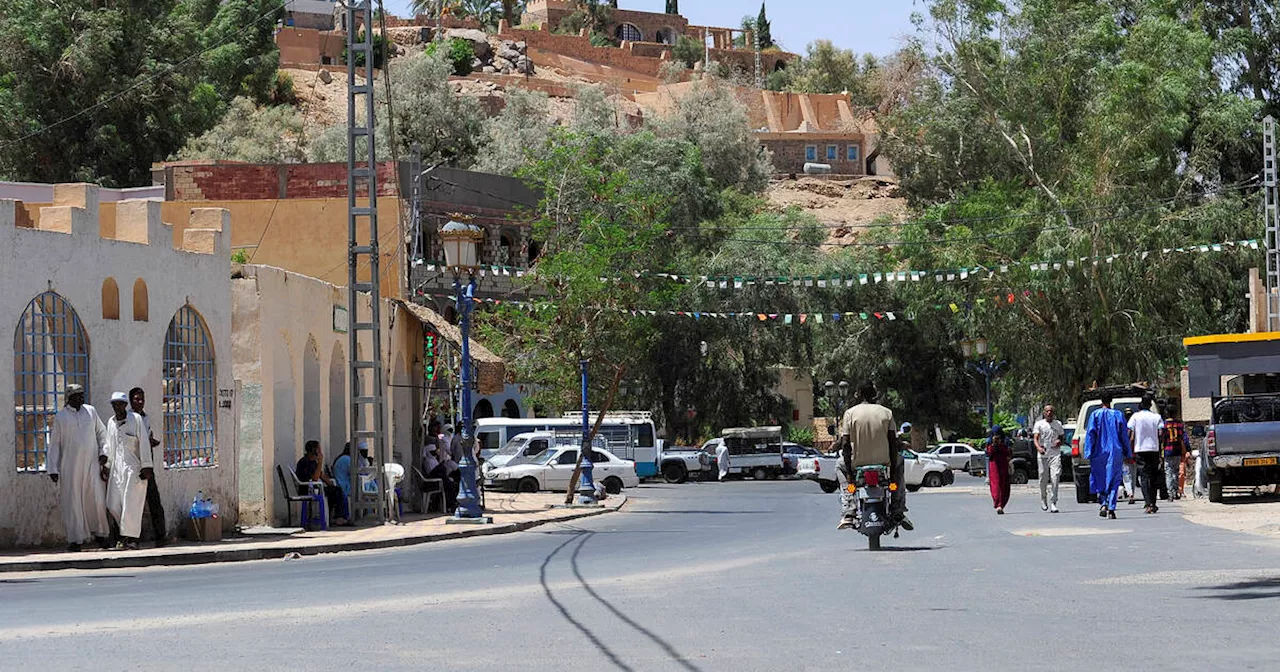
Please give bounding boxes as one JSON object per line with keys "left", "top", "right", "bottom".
{"left": 524, "top": 439, "right": 549, "bottom": 458}
{"left": 637, "top": 423, "right": 654, "bottom": 448}
{"left": 478, "top": 431, "right": 501, "bottom": 452}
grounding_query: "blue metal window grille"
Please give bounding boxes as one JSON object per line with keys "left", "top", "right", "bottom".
{"left": 805, "top": 146, "right": 817, "bottom": 162}
{"left": 13, "top": 292, "right": 90, "bottom": 472}
{"left": 826, "top": 145, "right": 838, "bottom": 161}
{"left": 163, "top": 306, "right": 216, "bottom": 468}
{"left": 847, "top": 145, "right": 860, "bottom": 162}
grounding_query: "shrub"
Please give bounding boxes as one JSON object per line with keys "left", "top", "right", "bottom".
{"left": 672, "top": 35, "right": 702, "bottom": 68}
{"left": 787, "top": 426, "right": 815, "bottom": 447}
{"left": 270, "top": 71, "right": 297, "bottom": 105}
{"left": 426, "top": 37, "right": 476, "bottom": 76}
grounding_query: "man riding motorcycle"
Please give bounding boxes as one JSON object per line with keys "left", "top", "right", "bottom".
{"left": 835, "top": 381, "right": 913, "bottom": 531}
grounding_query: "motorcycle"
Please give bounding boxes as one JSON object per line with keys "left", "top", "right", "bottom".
{"left": 847, "top": 464, "right": 900, "bottom": 551}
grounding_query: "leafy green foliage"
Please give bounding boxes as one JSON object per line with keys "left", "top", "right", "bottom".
{"left": 0, "top": 0, "right": 282, "bottom": 186}
{"left": 426, "top": 37, "right": 476, "bottom": 77}
{"left": 757, "top": 2, "right": 774, "bottom": 49}
{"left": 787, "top": 426, "right": 814, "bottom": 446}
{"left": 175, "top": 97, "right": 306, "bottom": 163}
{"left": 672, "top": 35, "right": 704, "bottom": 69}
{"left": 343, "top": 30, "right": 389, "bottom": 69}
{"left": 775, "top": 41, "right": 881, "bottom": 108}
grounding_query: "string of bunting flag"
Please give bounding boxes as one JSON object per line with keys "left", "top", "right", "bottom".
{"left": 410, "top": 238, "right": 1260, "bottom": 289}
{"left": 417, "top": 287, "right": 1103, "bottom": 323}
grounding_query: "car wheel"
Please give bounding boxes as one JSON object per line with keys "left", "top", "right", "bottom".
{"left": 942, "top": 471, "right": 955, "bottom": 486}
{"left": 752, "top": 467, "right": 768, "bottom": 481}
{"left": 1208, "top": 481, "right": 1223, "bottom": 503}
{"left": 603, "top": 476, "right": 624, "bottom": 495}
{"left": 518, "top": 477, "right": 539, "bottom": 493}
{"left": 662, "top": 462, "right": 688, "bottom": 484}
{"left": 819, "top": 480, "right": 838, "bottom": 493}
{"left": 924, "top": 472, "right": 944, "bottom": 488}
{"left": 1012, "top": 467, "right": 1029, "bottom": 485}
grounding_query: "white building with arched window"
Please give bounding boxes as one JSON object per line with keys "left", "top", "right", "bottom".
{"left": 0, "top": 184, "right": 234, "bottom": 547}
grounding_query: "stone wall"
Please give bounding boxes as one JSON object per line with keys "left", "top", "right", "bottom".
{"left": 0, "top": 185, "right": 236, "bottom": 547}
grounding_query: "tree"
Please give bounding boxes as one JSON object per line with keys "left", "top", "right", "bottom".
{"left": 673, "top": 35, "right": 704, "bottom": 69}
{"left": 666, "top": 0, "right": 679, "bottom": 15}
{"left": 481, "top": 128, "right": 673, "bottom": 502}
{"left": 0, "top": 0, "right": 282, "bottom": 186}
{"left": 652, "top": 79, "right": 773, "bottom": 193}
{"left": 757, "top": 2, "right": 774, "bottom": 49}
{"left": 175, "top": 98, "right": 306, "bottom": 163}
{"left": 474, "top": 88, "right": 552, "bottom": 175}
{"left": 783, "top": 41, "right": 881, "bottom": 106}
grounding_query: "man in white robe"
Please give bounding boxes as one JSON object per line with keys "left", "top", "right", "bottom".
{"left": 104, "top": 391, "right": 149, "bottom": 550}
{"left": 716, "top": 441, "right": 731, "bottom": 481}
{"left": 47, "top": 384, "right": 110, "bottom": 551}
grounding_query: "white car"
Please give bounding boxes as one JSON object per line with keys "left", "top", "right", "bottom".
{"left": 798, "top": 449, "right": 953, "bottom": 492}
{"left": 484, "top": 445, "right": 639, "bottom": 494}
{"left": 925, "top": 443, "right": 984, "bottom": 471}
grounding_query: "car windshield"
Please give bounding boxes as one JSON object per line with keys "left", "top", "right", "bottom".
{"left": 902, "top": 449, "right": 917, "bottom": 459}
{"left": 494, "top": 437, "right": 530, "bottom": 457}
{"left": 534, "top": 450, "right": 563, "bottom": 466}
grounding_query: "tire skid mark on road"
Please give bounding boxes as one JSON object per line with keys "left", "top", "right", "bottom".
{"left": 0, "top": 524, "right": 821, "bottom": 642}
{"left": 539, "top": 531, "right": 634, "bottom": 671}
{"left": 565, "top": 531, "right": 704, "bottom": 671}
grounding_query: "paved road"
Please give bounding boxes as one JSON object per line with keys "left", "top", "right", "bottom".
{"left": 3, "top": 477, "right": 1280, "bottom": 671}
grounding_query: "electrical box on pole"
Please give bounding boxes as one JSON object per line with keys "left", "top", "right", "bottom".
{"left": 346, "top": 0, "right": 387, "bottom": 523}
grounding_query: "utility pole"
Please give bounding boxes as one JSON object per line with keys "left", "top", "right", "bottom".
{"left": 346, "top": 0, "right": 387, "bottom": 523}
{"left": 1264, "top": 115, "right": 1278, "bottom": 332}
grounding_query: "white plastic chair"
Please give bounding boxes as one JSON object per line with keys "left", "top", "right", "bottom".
{"left": 383, "top": 463, "right": 405, "bottom": 522}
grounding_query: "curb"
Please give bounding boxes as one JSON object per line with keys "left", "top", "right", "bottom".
{"left": 0, "top": 496, "right": 626, "bottom": 574}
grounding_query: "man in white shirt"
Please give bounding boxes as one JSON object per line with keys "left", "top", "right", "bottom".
{"left": 129, "top": 387, "right": 167, "bottom": 545}
{"left": 1127, "top": 396, "right": 1166, "bottom": 514}
{"left": 104, "top": 391, "right": 149, "bottom": 550}
{"left": 1033, "top": 405, "right": 1065, "bottom": 513}
{"left": 47, "top": 384, "right": 111, "bottom": 551}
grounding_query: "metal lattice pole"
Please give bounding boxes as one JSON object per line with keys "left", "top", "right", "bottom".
{"left": 347, "top": 0, "right": 387, "bottom": 523}
{"left": 1263, "top": 115, "right": 1278, "bottom": 332}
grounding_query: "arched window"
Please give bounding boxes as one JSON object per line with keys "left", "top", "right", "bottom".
{"left": 163, "top": 305, "right": 216, "bottom": 468}
{"left": 656, "top": 27, "right": 677, "bottom": 45}
{"left": 102, "top": 278, "right": 120, "bottom": 320}
{"left": 13, "top": 292, "right": 90, "bottom": 472}
{"left": 502, "top": 399, "right": 521, "bottom": 418}
{"left": 132, "top": 279, "right": 149, "bottom": 322}
{"left": 616, "top": 23, "right": 643, "bottom": 43}
{"left": 475, "top": 398, "right": 495, "bottom": 419}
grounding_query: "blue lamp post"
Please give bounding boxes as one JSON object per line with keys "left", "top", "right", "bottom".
{"left": 441, "top": 221, "right": 488, "bottom": 521}
{"left": 962, "top": 338, "right": 1005, "bottom": 429}
{"left": 577, "top": 360, "right": 597, "bottom": 505}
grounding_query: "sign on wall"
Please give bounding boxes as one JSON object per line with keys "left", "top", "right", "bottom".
{"left": 219, "top": 388, "right": 235, "bottom": 410}
{"left": 333, "top": 305, "right": 348, "bottom": 333}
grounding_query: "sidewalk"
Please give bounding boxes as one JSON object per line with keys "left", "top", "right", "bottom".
{"left": 0, "top": 492, "right": 625, "bottom": 573}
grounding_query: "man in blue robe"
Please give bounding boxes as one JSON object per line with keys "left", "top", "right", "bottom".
{"left": 1085, "top": 393, "right": 1132, "bottom": 519}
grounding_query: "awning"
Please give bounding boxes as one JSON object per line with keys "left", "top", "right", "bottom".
{"left": 394, "top": 299, "right": 507, "bottom": 395}
{"left": 1183, "top": 332, "right": 1280, "bottom": 398}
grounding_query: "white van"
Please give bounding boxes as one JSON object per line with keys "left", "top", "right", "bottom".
{"left": 474, "top": 413, "right": 659, "bottom": 478}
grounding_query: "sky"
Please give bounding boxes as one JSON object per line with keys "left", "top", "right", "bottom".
{"left": 378, "top": 1, "right": 924, "bottom": 58}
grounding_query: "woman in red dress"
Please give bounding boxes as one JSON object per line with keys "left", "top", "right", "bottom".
{"left": 986, "top": 426, "right": 1012, "bottom": 514}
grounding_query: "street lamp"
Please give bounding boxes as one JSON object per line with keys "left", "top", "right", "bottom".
{"left": 440, "top": 220, "right": 488, "bottom": 521}
{"left": 824, "top": 380, "right": 850, "bottom": 416}
{"left": 960, "top": 338, "right": 1004, "bottom": 430}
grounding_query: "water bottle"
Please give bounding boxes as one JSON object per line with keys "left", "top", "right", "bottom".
{"left": 190, "top": 491, "right": 205, "bottom": 519}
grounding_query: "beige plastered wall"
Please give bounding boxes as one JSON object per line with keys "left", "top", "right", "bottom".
{"left": 232, "top": 265, "right": 424, "bottom": 527}
{"left": 0, "top": 186, "right": 236, "bottom": 547}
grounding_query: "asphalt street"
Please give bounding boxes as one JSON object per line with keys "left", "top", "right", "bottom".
{"left": 3, "top": 476, "right": 1280, "bottom": 671}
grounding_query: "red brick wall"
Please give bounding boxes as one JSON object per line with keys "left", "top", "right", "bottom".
{"left": 609, "top": 9, "right": 688, "bottom": 43}
{"left": 500, "top": 28, "right": 666, "bottom": 77}
{"left": 164, "top": 162, "right": 400, "bottom": 201}
{"left": 763, "top": 138, "right": 865, "bottom": 176}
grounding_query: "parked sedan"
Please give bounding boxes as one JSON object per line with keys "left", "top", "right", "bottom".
{"left": 925, "top": 443, "right": 983, "bottom": 471}
{"left": 782, "top": 443, "right": 822, "bottom": 475}
{"left": 484, "top": 445, "right": 639, "bottom": 495}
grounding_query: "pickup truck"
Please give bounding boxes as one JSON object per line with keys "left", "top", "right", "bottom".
{"left": 1204, "top": 392, "right": 1280, "bottom": 502}
{"left": 658, "top": 445, "right": 715, "bottom": 483}
{"left": 798, "top": 450, "right": 953, "bottom": 493}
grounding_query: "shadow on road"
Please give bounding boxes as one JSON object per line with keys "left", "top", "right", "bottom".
{"left": 865, "top": 545, "right": 938, "bottom": 553}
{"left": 1193, "top": 577, "right": 1280, "bottom": 601}
{"left": 539, "top": 530, "right": 704, "bottom": 672}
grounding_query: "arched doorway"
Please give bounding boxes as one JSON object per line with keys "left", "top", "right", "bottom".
{"left": 474, "top": 399, "right": 495, "bottom": 419}
{"left": 329, "top": 342, "right": 346, "bottom": 457}
{"left": 502, "top": 399, "right": 521, "bottom": 418}
{"left": 303, "top": 337, "right": 321, "bottom": 452}
{"left": 656, "top": 27, "right": 677, "bottom": 45}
